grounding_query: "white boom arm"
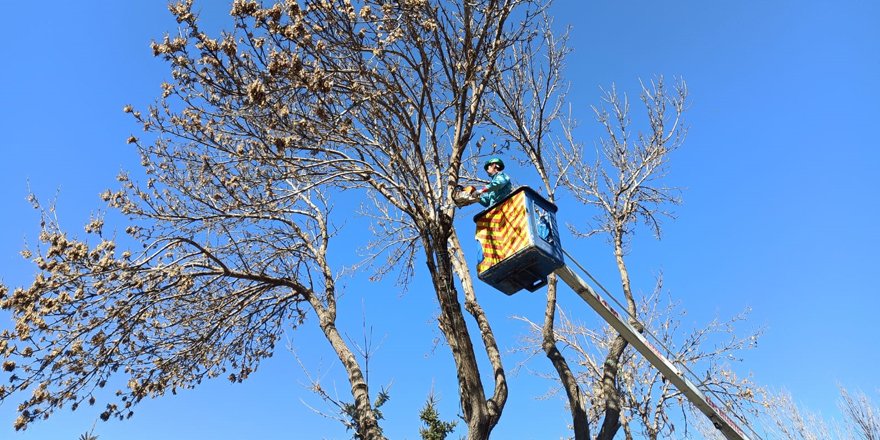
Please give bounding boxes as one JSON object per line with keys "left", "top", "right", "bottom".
{"left": 554, "top": 265, "right": 751, "bottom": 440}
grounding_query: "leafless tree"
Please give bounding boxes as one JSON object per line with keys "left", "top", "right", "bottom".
{"left": 495, "top": 53, "right": 766, "bottom": 437}
{"left": 518, "top": 283, "right": 764, "bottom": 439}
{"left": 732, "top": 387, "right": 880, "bottom": 440}
{"left": 487, "top": 17, "right": 594, "bottom": 440}
{"left": 552, "top": 77, "right": 688, "bottom": 439}
{"left": 755, "top": 389, "right": 837, "bottom": 440}
{"left": 0, "top": 1, "right": 560, "bottom": 439}
{"left": 623, "top": 299, "right": 762, "bottom": 439}
{"left": 840, "top": 387, "right": 880, "bottom": 440}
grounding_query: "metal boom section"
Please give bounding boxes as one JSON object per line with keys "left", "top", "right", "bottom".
{"left": 554, "top": 265, "right": 751, "bottom": 440}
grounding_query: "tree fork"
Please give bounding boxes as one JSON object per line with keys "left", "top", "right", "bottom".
{"left": 597, "top": 334, "right": 628, "bottom": 440}
{"left": 423, "top": 231, "right": 495, "bottom": 440}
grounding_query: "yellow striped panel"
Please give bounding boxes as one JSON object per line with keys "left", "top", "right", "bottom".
{"left": 476, "top": 192, "right": 530, "bottom": 273}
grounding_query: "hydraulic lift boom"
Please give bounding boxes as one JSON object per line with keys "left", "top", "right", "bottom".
{"left": 554, "top": 265, "right": 751, "bottom": 440}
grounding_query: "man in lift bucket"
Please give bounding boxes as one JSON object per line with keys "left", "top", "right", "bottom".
{"left": 454, "top": 157, "right": 512, "bottom": 207}
{"left": 475, "top": 157, "right": 511, "bottom": 207}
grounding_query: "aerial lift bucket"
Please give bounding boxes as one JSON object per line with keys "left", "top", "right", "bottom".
{"left": 473, "top": 187, "right": 564, "bottom": 294}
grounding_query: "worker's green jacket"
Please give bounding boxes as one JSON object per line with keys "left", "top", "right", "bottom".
{"left": 479, "top": 172, "right": 512, "bottom": 207}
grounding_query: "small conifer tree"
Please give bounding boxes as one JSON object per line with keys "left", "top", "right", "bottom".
{"left": 419, "top": 394, "right": 457, "bottom": 440}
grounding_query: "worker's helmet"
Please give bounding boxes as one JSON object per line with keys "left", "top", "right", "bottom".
{"left": 484, "top": 157, "right": 505, "bottom": 171}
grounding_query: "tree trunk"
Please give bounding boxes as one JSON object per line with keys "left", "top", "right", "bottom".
{"left": 597, "top": 334, "right": 627, "bottom": 440}
{"left": 423, "top": 230, "right": 495, "bottom": 440}
{"left": 542, "top": 276, "right": 590, "bottom": 440}
{"left": 597, "top": 231, "right": 640, "bottom": 440}
{"left": 613, "top": 232, "right": 638, "bottom": 321}
{"left": 448, "top": 229, "right": 507, "bottom": 426}
{"left": 308, "top": 294, "right": 385, "bottom": 440}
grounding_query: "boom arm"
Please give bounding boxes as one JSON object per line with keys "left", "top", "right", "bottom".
{"left": 554, "top": 265, "right": 751, "bottom": 440}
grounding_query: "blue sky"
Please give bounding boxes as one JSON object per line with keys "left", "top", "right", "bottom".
{"left": 1, "top": 1, "right": 878, "bottom": 439}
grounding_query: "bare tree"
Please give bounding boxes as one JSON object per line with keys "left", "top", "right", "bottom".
{"left": 549, "top": 77, "right": 687, "bottom": 439}
{"left": 840, "top": 387, "right": 880, "bottom": 440}
{"left": 740, "top": 387, "right": 880, "bottom": 440}
{"left": 756, "top": 389, "right": 837, "bottom": 440}
{"left": 488, "top": 25, "right": 709, "bottom": 437}
{"left": 0, "top": 1, "right": 560, "bottom": 439}
{"left": 497, "top": 61, "right": 764, "bottom": 438}
{"left": 519, "top": 282, "right": 763, "bottom": 439}
{"left": 622, "top": 298, "right": 762, "bottom": 439}
{"left": 486, "top": 17, "right": 593, "bottom": 440}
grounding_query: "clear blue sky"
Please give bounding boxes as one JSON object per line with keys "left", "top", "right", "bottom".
{"left": 1, "top": 1, "right": 878, "bottom": 439}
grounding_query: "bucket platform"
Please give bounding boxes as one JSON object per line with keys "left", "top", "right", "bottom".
{"left": 473, "top": 187, "right": 564, "bottom": 294}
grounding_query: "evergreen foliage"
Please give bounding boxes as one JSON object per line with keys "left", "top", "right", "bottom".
{"left": 419, "top": 394, "right": 457, "bottom": 440}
